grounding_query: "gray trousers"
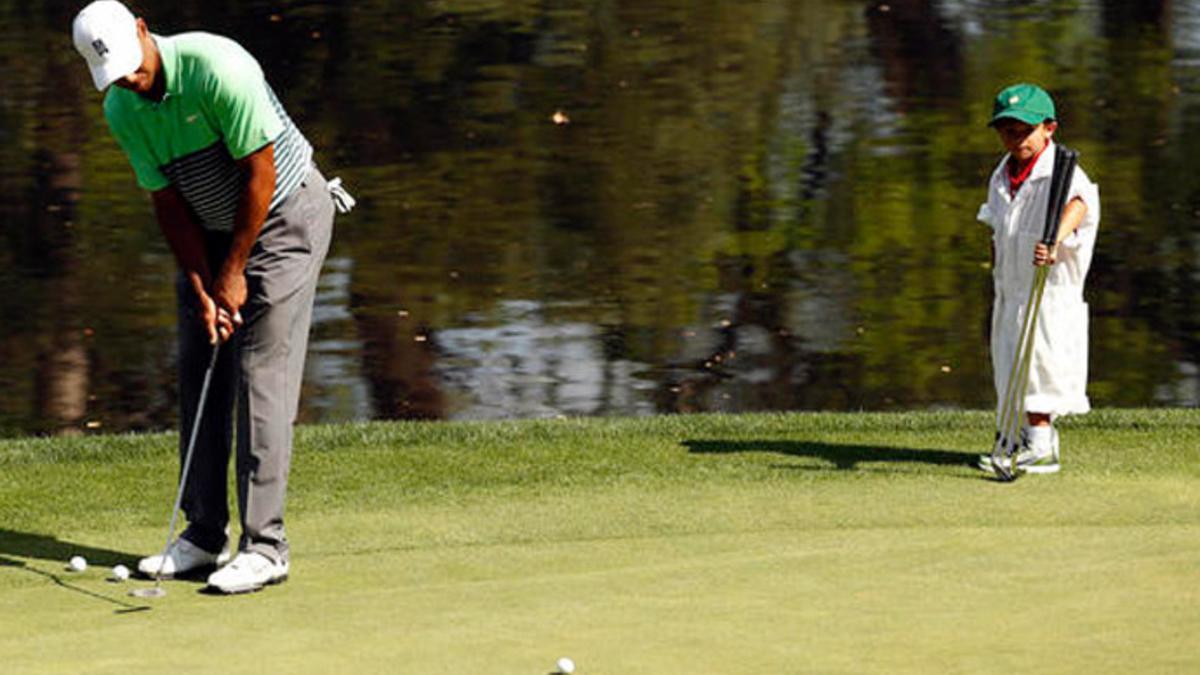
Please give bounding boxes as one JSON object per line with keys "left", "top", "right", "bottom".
{"left": 176, "top": 168, "right": 334, "bottom": 564}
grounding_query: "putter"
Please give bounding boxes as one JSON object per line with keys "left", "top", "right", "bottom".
{"left": 130, "top": 340, "right": 221, "bottom": 598}
{"left": 990, "top": 145, "right": 1078, "bottom": 481}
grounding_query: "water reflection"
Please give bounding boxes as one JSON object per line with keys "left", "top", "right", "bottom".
{"left": 1, "top": 0, "right": 1197, "bottom": 436}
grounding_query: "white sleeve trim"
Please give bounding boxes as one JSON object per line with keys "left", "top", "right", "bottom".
{"left": 977, "top": 203, "right": 994, "bottom": 229}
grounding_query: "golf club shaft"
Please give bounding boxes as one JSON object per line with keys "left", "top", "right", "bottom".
{"left": 1007, "top": 267, "right": 1049, "bottom": 474}
{"left": 997, "top": 274, "right": 1042, "bottom": 446}
{"left": 151, "top": 341, "right": 221, "bottom": 583}
{"left": 994, "top": 264, "right": 1045, "bottom": 466}
{"left": 992, "top": 263, "right": 1050, "bottom": 480}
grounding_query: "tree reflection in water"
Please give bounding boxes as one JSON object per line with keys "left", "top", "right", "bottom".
{"left": 1, "top": 0, "right": 1195, "bottom": 436}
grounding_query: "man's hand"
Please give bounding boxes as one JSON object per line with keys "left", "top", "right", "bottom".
{"left": 210, "top": 269, "right": 246, "bottom": 341}
{"left": 195, "top": 283, "right": 238, "bottom": 344}
{"left": 211, "top": 268, "right": 248, "bottom": 324}
{"left": 1033, "top": 242, "right": 1057, "bottom": 266}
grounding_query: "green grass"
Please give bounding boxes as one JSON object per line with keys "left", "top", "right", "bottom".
{"left": 1, "top": 410, "right": 1197, "bottom": 673}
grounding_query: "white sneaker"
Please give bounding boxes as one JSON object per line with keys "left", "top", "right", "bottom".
{"left": 1023, "top": 427, "right": 1061, "bottom": 474}
{"left": 138, "top": 537, "right": 231, "bottom": 579}
{"left": 206, "top": 552, "right": 289, "bottom": 594}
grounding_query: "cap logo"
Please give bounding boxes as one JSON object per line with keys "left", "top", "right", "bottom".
{"left": 91, "top": 39, "right": 109, "bottom": 57}
{"left": 1008, "top": 95, "right": 1020, "bottom": 105}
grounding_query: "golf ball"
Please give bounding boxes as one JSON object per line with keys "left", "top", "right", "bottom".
{"left": 111, "top": 564, "right": 130, "bottom": 582}
{"left": 556, "top": 657, "right": 575, "bottom": 674}
{"left": 68, "top": 555, "right": 87, "bottom": 572}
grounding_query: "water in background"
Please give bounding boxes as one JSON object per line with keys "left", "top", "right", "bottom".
{"left": 2, "top": 0, "right": 1198, "bottom": 436}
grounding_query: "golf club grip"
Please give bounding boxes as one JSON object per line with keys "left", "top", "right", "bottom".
{"left": 1042, "top": 146, "right": 1079, "bottom": 246}
{"left": 1042, "top": 145, "right": 1068, "bottom": 243}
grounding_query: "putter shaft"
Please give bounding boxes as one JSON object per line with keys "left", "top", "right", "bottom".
{"left": 141, "top": 341, "right": 221, "bottom": 595}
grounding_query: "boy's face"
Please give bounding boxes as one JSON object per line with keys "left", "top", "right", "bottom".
{"left": 994, "top": 118, "right": 1057, "bottom": 162}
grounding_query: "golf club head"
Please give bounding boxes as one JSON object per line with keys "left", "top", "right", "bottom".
{"left": 991, "top": 461, "right": 1019, "bottom": 482}
{"left": 988, "top": 438, "right": 1022, "bottom": 482}
{"left": 991, "top": 445, "right": 1025, "bottom": 482}
{"left": 129, "top": 586, "right": 166, "bottom": 598}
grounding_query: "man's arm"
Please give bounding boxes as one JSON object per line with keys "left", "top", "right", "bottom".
{"left": 210, "top": 143, "right": 276, "bottom": 324}
{"left": 152, "top": 186, "right": 232, "bottom": 344}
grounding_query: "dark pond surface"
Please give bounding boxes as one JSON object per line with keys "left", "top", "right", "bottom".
{"left": 2, "top": 0, "right": 1199, "bottom": 436}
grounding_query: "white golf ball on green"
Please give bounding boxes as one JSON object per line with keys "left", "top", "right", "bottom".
{"left": 68, "top": 555, "right": 87, "bottom": 572}
{"left": 110, "top": 564, "right": 130, "bottom": 582}
{"left": 556, "top": 657, "right": 575, "bottom": 674}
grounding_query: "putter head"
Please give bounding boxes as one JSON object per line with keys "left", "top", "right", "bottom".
{"left": 129, "top": 586, "right": 166, "bottom": 598}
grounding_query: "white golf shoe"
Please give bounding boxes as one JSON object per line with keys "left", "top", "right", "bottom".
{"left": 206, "top": 551, "right": 289, "bottom": 594}
{"left": 137, "top": 537, "right": 231, "bottom": 579}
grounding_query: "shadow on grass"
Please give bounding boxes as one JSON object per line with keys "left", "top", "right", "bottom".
{"left": 0, "top": 527, "right": 216, "bottom": 595}
{"left": 0, "top": 527, "right": 137, "bottom": 567}
{"left": 0, "top": 554, "right": 150, "bottom": 614}
{"left": 684, "top": 439, "right": 978, "bottom": 472}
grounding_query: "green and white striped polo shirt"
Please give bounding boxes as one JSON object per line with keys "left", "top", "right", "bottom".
{"left": 104, "top": 32, "right": 312, "bottom": 231}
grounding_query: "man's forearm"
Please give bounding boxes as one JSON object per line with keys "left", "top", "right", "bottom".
{"left": 220, "top": 144, "right": 276, "bottom": 281}
{"left": 153, "top": 185, "right": 211, "bottom": 291}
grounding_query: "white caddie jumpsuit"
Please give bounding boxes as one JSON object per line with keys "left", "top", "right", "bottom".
{"left": 977, "top": 141, "right": 1101, "bottom": 419}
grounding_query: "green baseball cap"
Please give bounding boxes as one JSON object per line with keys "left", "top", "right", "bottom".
{"left": 988, "top": 83, "right": 1056, "bottom": 127}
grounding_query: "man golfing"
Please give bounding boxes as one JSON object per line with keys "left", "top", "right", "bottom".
{"left": 72, "top": 0, "right": 351, "bottom": 593}
{"left": 977, "top": 83, "right": 1100, "bottom": 476}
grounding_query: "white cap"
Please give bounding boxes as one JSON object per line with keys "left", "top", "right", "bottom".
{"left": 72, "top": 1, "right": 143, "bottom": 91}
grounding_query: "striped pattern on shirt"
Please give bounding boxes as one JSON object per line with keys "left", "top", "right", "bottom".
{"left": 160, "top": 85, "right": 313, "bottom": 231}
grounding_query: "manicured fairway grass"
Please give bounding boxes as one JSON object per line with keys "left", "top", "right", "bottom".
{"left": 1, "top": 410, "right": 1197, "bottom": 673}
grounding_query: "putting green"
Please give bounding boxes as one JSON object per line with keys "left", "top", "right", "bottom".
{"left": 1, "top": 411, "right": 1197, "bottom": 673}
